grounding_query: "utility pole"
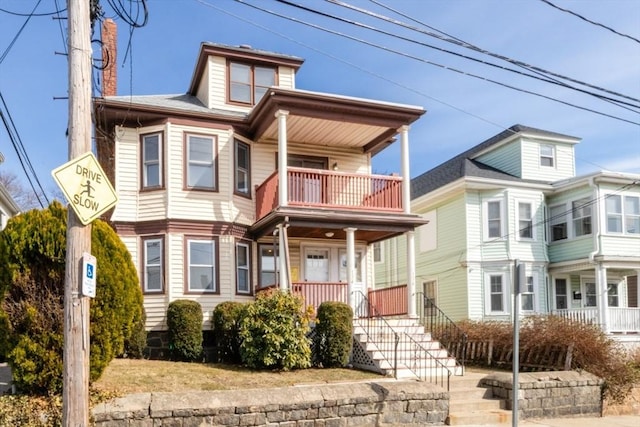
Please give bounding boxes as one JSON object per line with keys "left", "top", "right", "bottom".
{"left": 63, "top": 0, "right": 92, "bottom": 425}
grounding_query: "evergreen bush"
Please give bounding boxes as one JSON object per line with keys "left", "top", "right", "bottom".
{"left": 314, "top": 302, "right": 353, "bottom": 368}
{"left": 167, "top": 299, "right": 203, "bottom": 362}
{"left": 212, "top": 301, "right": 244, "bottom": 363}
{"left": 239, "top": 289, "right": 312, "bottom": 370}
{"left": 0, "top": 202, "right": 145, "bottom": 394}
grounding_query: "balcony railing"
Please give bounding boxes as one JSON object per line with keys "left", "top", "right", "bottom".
{"left": 292, "top": 282, "right": 348, "bottom": 315}
{"left": 552, "top": 307, "right": 640, "bottom": 333}
{"left": 255, "top": 168, "right": 403, "bottom": 220}
{"left": 367, "top": 285, "right": 408, "bottom": 317}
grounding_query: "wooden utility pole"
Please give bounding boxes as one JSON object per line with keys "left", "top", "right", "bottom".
{"left": 63, "top": 0, "right": 92, "bottom": 425}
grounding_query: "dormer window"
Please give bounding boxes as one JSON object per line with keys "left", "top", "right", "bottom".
{"left": 229, "top": 62, "right": 276, "bottom": 105}
{"left": 540, "top": 144, "right": 555, "bottom": 167}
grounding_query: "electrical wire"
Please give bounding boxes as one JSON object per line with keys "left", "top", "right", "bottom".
{"left": 0, "top": 5, "right": 66, "bottom": 17}
{"left": 540, "top": 0, "right": 640, "bottom": 45}
{"left": 233, "top": 0, "right": 639, "bottom": 125}
{"left": 0, "top": 0, "right": 44, "bottom": 65}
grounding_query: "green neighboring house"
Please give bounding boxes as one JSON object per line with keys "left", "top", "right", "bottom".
{"left": 375, "top": 125, "right": 640, "bottom": 339}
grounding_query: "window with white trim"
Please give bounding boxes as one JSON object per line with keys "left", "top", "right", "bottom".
{"left": 554, "top": 278, "right": 568, "bottom": 310}
{"left": 373, "top": 242, "right": 382, "bottom": 263}
{"left": 540, "top": 144, "right": 555, "bottom": 167}
{"left": 229, "top": 62, "right": 276, "bottom": 105}
{"left": 485, "top": 200, "right": 503, "bottom": 239}
{"left": 259, "top": 244, "right": 278, "bottom": 288}
{"left": 521, "top": 275, "right": 535, "bottom": 311}
{"left": 142, "top": 132, "right": 162, "bottom": 189}
{"left": 486, "top": 273, "right": 507, "bottom": 314}
{"left": 608, "top": 283, "right": 619, "bottom": 307}
{"left": 143, "top": 237, "right": 163, "bottom": 293}
{"left": 584, "top": 282, "right": 597, "bottom": 307}
{"left": 518, "top": 202, "right": 534, "bottom": 239}
{"left": 606, "top": 194, "right": 640, "bottom": 235}
{"left": 236, "top": 242, "right": 251, "bottom": 294}
{"left": 572, "top": 198, "right": 592, "bottom": 237}
{"left": 186, "top": 134, "right": 216, "bottom": 190}
{"left": 549, "top": 204, "right": 568, "bottom": 241}
{"left": 188, "top": 239, "right": 216, "bottom": 292}
{"left": 235, "top": 139, "right": 251, "bottom": 196}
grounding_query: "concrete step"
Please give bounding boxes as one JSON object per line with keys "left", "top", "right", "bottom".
{"left": 449, "top": 397, "right": 505, "bottom": 412}
{"left": 449, "top": 387, "right": 493, "bottom": 400}
{"left": 446, "top": 409, "right": 512, "bottom": 426}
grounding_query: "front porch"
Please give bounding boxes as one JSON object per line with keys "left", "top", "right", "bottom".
{"left": 552, "top": 307, "right": 640, "bottom": 334}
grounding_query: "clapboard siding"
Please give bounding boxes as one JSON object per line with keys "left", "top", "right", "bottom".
{"left": 111, "top": 126, "right": 140, "bottom": 221}
{"left": 477, "top": 190, "right": 509, "bottom": 260}
{"left": 475, "top": 140, "right": 521, "bottom": 177}
{"left": 507, "top": 188, "right": 548, "bottom": 262}
{"left": 520, "top": 138, "right": 575, "bottom": 182}
{"left": 195, "top": 59, "right": 210, "bottom": 108}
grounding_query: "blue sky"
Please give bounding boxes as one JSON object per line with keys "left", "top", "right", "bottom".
{"left": 1, "top": 0, "right": 639, "bottom": 200}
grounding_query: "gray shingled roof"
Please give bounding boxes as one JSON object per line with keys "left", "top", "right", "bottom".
{"left": 103, "top": 94, "right": 248, "bottom": 119}
{"left": 411, "top": 124, "right": 578, "bottom": 199}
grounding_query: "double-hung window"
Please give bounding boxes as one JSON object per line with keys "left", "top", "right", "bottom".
{"left": 373, "top": 242, "right": 382, "bottom": 263}
{"left": 608, "top": 283, "right": 619, "bottom": 307}
{"left": 235, "top": 139, "right": 251, "bottom": 196}
{"left": 236, "top": 242, "right": 251, "bottom": 295}
{"left": 187, "top": 239, "right": 217, "bottom": 293}
{"left": 143, "top": 237, "right": 163, "bottom": 293}
{"left": 572, "top": 198, "right": 592, "bottom": 237}
{"left": 259, "top": 244, "right": 278, "bottom": 288}
{"left": 518, "top": 202, "right": 534, "bottom": 239}
{"left": 554, "top": 278, "right": 568, "bottom": 310}
{"left": 485, "top": 200, "right": 503, "bottom": 239}
{"left": 607, "top": 194, "right": 640, "bottom": 234}
{"left": 487, "top": 273, "right": 507, "bottom": 314}
{"left": 521, "top": 275, "right": 535, "bottom": 311}
{"left": 229, "top": 62, "right": 276, "bottom": 105}
{"left": 142, "top": 132, "right": 162, "bottom": 189}
{"left": 549, "top": 204, "right": 568, "bottom": 241}
{"left": 540, "top": 144, "right": 555, "bottom": 167}
{"left": 186, "top": 134, "right": 216, "bottom": 190}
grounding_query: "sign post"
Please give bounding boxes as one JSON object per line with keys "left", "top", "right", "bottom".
{"left": 512, "top": 260, "right": 525, "bottom": 427}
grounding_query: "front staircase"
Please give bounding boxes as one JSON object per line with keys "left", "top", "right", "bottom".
{"left": 446, "top": 371, "right": 511, "bottom": 426}
{"left": 351, "top": 318, "right": 462, "bottom": 386}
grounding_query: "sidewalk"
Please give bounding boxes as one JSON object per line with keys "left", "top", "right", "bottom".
{"left": 518, "top": 415, "right": 639, "bottom": 426}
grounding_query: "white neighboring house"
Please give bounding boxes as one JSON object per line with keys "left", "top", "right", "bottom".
{"left": 375, "top": 125, "right": 640, "bottom": 339}
{"left": 0, "top": 177, "right": 20, "bottom": 230}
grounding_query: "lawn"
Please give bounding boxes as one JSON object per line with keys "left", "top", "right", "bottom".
{"left": 91, "top": 358, "right": 383, "bottom": 395}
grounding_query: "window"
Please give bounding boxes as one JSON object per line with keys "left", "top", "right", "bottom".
{"left": 518, "top": 202, "right": 534, "bottom": 239}
{"left": 259, "top": 244, "right": 278, "bottom": 288}
{"left": 235, "top": 139, "right": 251, "bottom": 196}
{"left": 186, "top": 134, "right": 216, "bottom": 190}
{"left": 188, "top": 239, "right": 217, "bottom": 292}
{"left": 554, "top": 278, "right": 568, "bottom": 310}
{"left": 549, "top": 204, "right": 568, "bottom": 241}
{"left": 608, "top": 194, "right": 640, "bottom": 234}
{"left": 486, "top": 200, "right": 503, "bottom": 239}
{"left": 142, "top": 132, "right": 162, "bottom": 189}
{"left": 608, "top": 283, "right": 619, "bottom": 307}
{"left": 521, "top": 276, "right": 535, "bottom": 311}
{"left": 572, "top": 198, "right": 592, "bottom": 237}
{"left": 540, "top": 144, "right": 555, "bottom": 167}
{"left": 488, "top": 273, "right": 506, "bottom": 313}
{"left": 373, "top": 242, "right": 382, "bottom": 263}
{"left": 584, "top": 282, "right": 597, "bottom": 307}
{"left": 236, "top": 242, "right": 251, "bottom": 294}
{"left": 143, "top": 237, "right": 163, "bottom": 293}
{"left": 229, "top": 62, "right": 276, "bottom": 105}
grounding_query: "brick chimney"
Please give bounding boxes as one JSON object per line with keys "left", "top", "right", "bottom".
{"left": 101, "top": 18, "right": 117, "bottom": 97}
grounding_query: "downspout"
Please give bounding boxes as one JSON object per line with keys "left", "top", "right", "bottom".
{"left": 588, "top": 176, "right": 602, "bottom": 263}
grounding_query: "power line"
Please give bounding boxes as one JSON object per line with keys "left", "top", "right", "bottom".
{"left": 0, "top": 5, "right": 66, "bottom": 17}
{"left": 234, "top": 0, "right": 639, "bottom": 125}
{"left": 0, "top": 0, "right": 44, "bottom": 65}
{"left": 540, "top": 0, "right": 640, "bottom": 45}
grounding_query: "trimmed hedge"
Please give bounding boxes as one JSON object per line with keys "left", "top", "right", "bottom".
{"left": 167, "top": 300, "right": 203, "bottom": 362}
{"left": 314, "top": 302, "right": 353, "bottom": 368}
{"left": 212, "top": 301, "right": 244, "bottom": 364}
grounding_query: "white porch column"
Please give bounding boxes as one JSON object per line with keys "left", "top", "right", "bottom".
{"left": 596, "top": 263, "right": 609, "bottom": 333}
{"left": 406, "top": 230, "right": 417, "bottom": 318}
{"left": 276, "top": 110, "right": 289, "bottom": 207}
{"left": 277, "top": 224, "right": 288, "bottom": 291}
{"left": 399, "top": 125, "right": 411, "bottom": 214}
{"left": 345, "top": 227, "right": 357, "bottom": 314}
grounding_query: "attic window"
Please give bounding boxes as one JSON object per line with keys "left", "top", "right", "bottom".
{"left": 229, "top": 61, "right": 276, "bottom": 105}
{"left": 540, "top": 144, "right": 555, "bottom": 167}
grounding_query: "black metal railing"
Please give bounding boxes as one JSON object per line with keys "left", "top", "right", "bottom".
{"left": 402, "top": 333, "right": 451, "bottom": 390}
{"left": 417, "top": 292, "right": 467, "bottom": 375}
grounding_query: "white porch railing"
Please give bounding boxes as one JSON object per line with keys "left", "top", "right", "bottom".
{"left": 552, "top": 307, "right": 640, "bottom": 333}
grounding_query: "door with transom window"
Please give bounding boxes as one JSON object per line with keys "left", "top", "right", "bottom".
{"left": 288, "top": 155, "right": 327, "bottom": 204}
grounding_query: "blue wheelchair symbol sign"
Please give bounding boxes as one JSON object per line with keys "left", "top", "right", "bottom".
{"left": 86, "top": 264, "right": 94, "bottom": 279}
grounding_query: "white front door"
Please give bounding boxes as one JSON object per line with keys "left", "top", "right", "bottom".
{"left": 305, "top": 249, "right": 329, "bottom": 282}
{"left": 339, "top": 249, "right": 364, "bottom": 296}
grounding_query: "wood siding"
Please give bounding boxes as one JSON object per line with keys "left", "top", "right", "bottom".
{"left": 520, "top": 139, "right": 575, "bottom": 182}
{"left": 475, "top": 140, "right": 522, "bottom": 177}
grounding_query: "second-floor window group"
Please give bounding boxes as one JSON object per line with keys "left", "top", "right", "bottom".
{"left": 229, "top": 62, "right": 276, "bottom": 105}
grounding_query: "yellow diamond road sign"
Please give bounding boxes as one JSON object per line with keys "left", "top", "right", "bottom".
{"left": 52, "top": 152, "right": 118, "bottom": 225}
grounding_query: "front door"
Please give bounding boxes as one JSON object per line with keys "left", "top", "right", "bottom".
{"left": 288, "top": 155, "right": 327, "bottom": 204}
{"left": 305, "top": 249, "right": 329, "bottom": 282}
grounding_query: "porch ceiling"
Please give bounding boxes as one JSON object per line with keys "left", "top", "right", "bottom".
{"left": 248, "top": 88, "right": 425, "bottom": 155}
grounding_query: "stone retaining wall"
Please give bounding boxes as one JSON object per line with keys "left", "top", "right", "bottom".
{"left": 92, "top": 380, "right": 448, "bottom": 426}
{"left": 480, "top": 371, "right": 603, "bottom": 419}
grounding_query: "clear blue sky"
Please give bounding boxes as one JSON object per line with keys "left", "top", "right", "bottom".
{"left": 1, "top": 0, "right": 639, "bottom": 201}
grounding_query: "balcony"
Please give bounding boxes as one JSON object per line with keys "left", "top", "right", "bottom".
{"left": 255, "top": 167, "right": 403, "bottom": 220}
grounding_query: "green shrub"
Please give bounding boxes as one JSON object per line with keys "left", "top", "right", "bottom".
{"left": 0, "top": 202, "right": 145, "bottom": 394}
{"left": 314, "top": 302, "right": 353, "bottom": 368}
{"left": 124, "top": 309, "right": 148, "bottom": 359}
{"left": 239, "top": 289, "right": 312, "bottom": 370}
{"left": 167, "top": 300, "right": 203, "bottom": 362}
{"left": 212, "top": 301, "right": 244, "bottom": 363}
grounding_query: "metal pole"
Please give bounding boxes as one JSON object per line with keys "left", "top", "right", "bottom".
{"left": 512, "top": 260, "right": 522, "bottom": 427}
{"left": 63, "top": 1, "right": 92, "bottom": 425}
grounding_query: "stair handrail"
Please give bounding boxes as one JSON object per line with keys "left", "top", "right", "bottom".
{"left": 417, "top": 292, "right": 468, "bottom": 375}
{"left": 402, "top": 332, "right": 452, "bottom": 391}
{"left": 352, "top": 290, "right": 399, "bottom": 378}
